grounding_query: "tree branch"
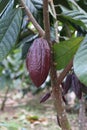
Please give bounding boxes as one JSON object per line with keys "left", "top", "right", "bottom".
{"left": 43, "top": 0, "right": 50, "bottom": 42}
{"left": 57, "top": 59, "right": 73, "bottom": 86}
{"left": 20, "top": 0, "right": 45, "bottom": 37}
{"left": 43, "top": 0, "right": 72, "bottom": 130}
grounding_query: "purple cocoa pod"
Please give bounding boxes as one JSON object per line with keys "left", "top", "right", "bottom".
{"left": 40, "top": 92, "right": 51, "bottom": 103}
{"left": 26, "top": 38, "right": 51, "bottom": 87}
{"left": 80, "top": 83, "right": 87, "bottom": 94}
{"left": 71, "top": 73, "right": 82, "bottom": 99}
{"left": 62, "top": 73, "right": 72, "bottom": 95}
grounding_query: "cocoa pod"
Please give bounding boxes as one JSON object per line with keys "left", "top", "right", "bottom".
{"left": 40, "top": 92, "right": 51, "bottom": 103}
{"left": 62, "top": 95, "right": 67, "bottom": 104}
{"left": 62, "top": 73, "right": 72, "bottom": 95}
{"left": 26, "top": 38, "right": 51, "bottom": 87}
{"left": 81, "top": 83, "right": 87, "bottom": 94}
{"left": 71, "top": 73, "right": 82, "bottom": 99}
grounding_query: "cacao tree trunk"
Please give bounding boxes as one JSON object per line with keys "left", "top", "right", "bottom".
{"left": 43, "top": 1, "right": 72, "bottom": 130}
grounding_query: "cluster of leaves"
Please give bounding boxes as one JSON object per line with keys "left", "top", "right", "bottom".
{"left": 0, "top": 0, "right": 40, "bottom": 88}
{"left": 0, "top": 0, "right": 50, "bottom": 94}
{"left": 53, "top": 0, "right": 87, "bottom": 87}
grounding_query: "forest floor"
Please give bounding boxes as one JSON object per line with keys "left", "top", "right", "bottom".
{"left": 0, "top": 89, "right": 86, "bottom": 130}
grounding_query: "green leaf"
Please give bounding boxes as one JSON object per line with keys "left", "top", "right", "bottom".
{"left": 0, "top": 0, "right": 14, "bottom": 19}
{"left": 64, "top": 11, "right": 87, "bottom": 27}
{"left": 0, "top": 8, "right": 22, "bottom": 61}
{"left": 53, "top": 37, "right": 83, "bottom": 70}
{"left": 74, "top": 35, "right": 87, "bottom": 86}
{"left": 60, "top": 13, "right": 86, "bottom": 30}
{"left": 25, "top": 0, "right": 43, "bottom": 12}
{"left": 18, "top": 34, "right": 38, "bottom": 59}
{"left": 25, "top": 0, "right": 43, "bottom": 27}
{"left": 0, "top": 0, "right": 9, "bottom": 13}
{"left": 53, "top": 0, "right": 71, "bottom": 14}
{"left": 60, "top": 4, "right": 87, "bottom": 29}
{"left": 76, "top": 0, "right": 87, "bottom": 12}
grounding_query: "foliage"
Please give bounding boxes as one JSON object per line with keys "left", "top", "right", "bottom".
{"left": 0, "top": 8, "right": 22, "bottom": 61}
{"left": 74, "top": 35, "right": 87, "bottom": 86}
{"left": 54, "top": 0, "right": 87, "bottom": 86}
{"left": 53, "top": 37, "right": 83, "bottom": 70}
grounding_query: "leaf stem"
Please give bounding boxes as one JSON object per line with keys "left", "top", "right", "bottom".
{"left": 20, "top": 0, "right": 45, "bottom": 36}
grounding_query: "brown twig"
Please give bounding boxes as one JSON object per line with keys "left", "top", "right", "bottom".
{"left": 20, "top": 0, "right": 45, "bottom": 37}
{"left": 43, "top": 1, "right": 50, "bottom": 42}
{"left": 43, "top": 0, "right": 72, "bottom": 130}
{"left": 57, "top": 59, "right": 73, "bottom": 86}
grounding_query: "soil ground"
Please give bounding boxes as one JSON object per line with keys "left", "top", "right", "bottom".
{"left": 0, "top": 90, "right": 87, "bottom": 130}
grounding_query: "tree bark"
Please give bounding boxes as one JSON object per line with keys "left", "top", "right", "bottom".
{"left": 43, "top": 0, "right": 72, "bottom": 130}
